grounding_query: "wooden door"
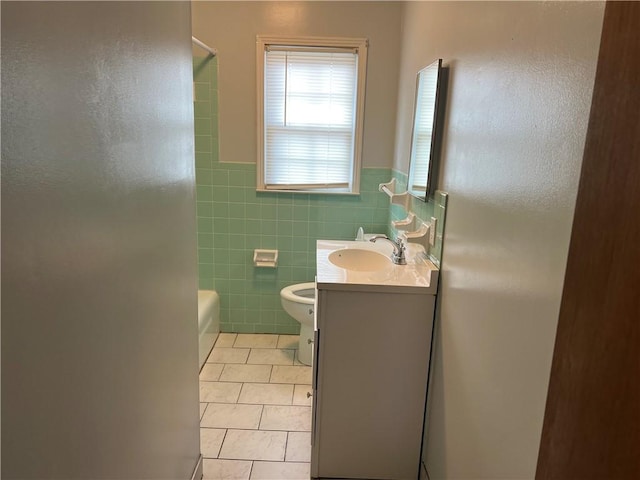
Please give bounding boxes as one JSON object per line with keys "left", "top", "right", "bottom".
{"left": 536, "top": 2, "right": 640, "bottom": 478}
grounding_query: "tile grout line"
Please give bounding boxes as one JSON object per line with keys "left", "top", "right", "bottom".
{"left": 235, "top": 380, "right": 243, "bottom": 403}
{"left": 207, "top": 427, "right": 305, "bottom": 434}
{"left": 201, "top": 402, "right": 210, "bottom": 421}
{"left": 216, "top": 428, "right": 229, "bottom": 459}
{"left": 257, "top": 404, "right": 265, "bottom": 431}
{"left": 219, "top": 363, "right": 229, "bottom": 380}
{"left": 284, "top": 431, "right": 290, "bottom": 462}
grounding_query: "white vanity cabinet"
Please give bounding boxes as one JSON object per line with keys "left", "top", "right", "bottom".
{"left": 311, "top": 283, "right": 436, "bottom": 480}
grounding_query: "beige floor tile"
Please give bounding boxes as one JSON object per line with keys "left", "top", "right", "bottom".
{"left": 219, "top": 429, "right": 287, "bottom": 461}
{"left": 277, "top": 335, "right": 300, "bottom": 350}
{"left": 200, "top": 331, "right": 315, "bottom": 474}
{"left": 270, "top": 365, "right": 312, "bottom": 384}
{"left": 220, "top": 364, "right": 272, "bottom": 383}
{"left": 234, "top": 334, "right": 279, "bottom": 349}
{"left": 214, "top": 333, "right": 237, "bottom": 348}
{"left": 207, "top": 347, "right": 250, "bottom": 364}
{"left": 250, "top": 461, "right": 310, "bottom": 479}
{"left": 285, "top": 432, "right": 311, "bottom": 462}
{"left": 292, "top": 385, "right": 312, "bottom": 406}
{"left": 247, "top": 348, "right": 295, "bottom": 366}
{"left": 201, "top": 403, "right": 263, "bottom": 429}
{"left": 238, "top": 383, "right": 293, "bottom": 405}
{"left": 201, "top": 428, "right": 226, "bottom": 458}
{"left": 203, "top": 458, "right": 252, "bottom": 480}
{"left": 200, "top": 381, "right": 242, "bottom": 403}
{"left": 200, "top": 363, "right": 224, "bottom": 381}
{"left": 260, "top": 405, "right": 312, "bottom": 432}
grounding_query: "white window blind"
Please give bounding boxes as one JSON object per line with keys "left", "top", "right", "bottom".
{"left": 258, "top": 38, "right": 366, "bottom": 193}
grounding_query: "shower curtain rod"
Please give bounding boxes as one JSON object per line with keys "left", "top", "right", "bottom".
{"left": 192, "top": 36, "right": 217, "bottom": 57}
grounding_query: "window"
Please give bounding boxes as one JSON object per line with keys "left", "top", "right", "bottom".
{"left": 257, "top": 36, "right": 368, "bottom": 194}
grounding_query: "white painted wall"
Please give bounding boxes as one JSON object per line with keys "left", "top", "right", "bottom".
{"left": 192, "top": 1, "right": 402, "bottom": 168}
{"left": 2, "top": 3, "right": 200, "bottom": 477}
{"left": 393, "top": 2, "right": 605, "bottom": 478}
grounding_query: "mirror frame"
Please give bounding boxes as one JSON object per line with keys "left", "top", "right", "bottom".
{"left": 407, "top": 58, "right": 443, "bottom": 201}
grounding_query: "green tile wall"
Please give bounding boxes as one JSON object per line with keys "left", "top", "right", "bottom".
{"left": 193, "top": 56, "right": 392, "bottom": 334}
{"left": 389, "top": 169, "right": 448, "bottom": 268}
{"left": 194, "top": 56, "right": 218, "bottom": 292}
{"left": 214, "top": 165, "right": 391, "bottom": 333}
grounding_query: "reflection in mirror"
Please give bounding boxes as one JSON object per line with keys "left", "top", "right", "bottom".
{"left": 408, "top": 59, "right": 443, "bottom": 201}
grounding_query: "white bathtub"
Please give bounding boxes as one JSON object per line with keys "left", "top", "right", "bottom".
{"left": 198, "top": 290, "right": 220, "bottom": 370}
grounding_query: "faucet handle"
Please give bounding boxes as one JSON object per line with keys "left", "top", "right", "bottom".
{"left": 393, "top": 237, "right": 407, "bottom": 265}
{"left": 370, "top": 234, "right": 406, "bottom": 265}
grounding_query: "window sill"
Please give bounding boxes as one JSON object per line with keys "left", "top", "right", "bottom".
{"left": 256, "top": 188, "right": 360, "bottom": 196}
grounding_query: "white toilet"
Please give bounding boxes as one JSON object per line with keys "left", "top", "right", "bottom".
{"left": 280, "top": 282, "right": 315, "bottom": 366}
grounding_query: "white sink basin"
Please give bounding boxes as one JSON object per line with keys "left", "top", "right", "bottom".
{"left": 317, "top": 240, "right": 439, "bottom": 294}
{"left": 328, "top": 248, "right": 391, "bottom": 271}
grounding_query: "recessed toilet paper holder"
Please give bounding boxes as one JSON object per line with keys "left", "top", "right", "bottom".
{"left": 253, "top": 249, "right": 278, "bottom": 268}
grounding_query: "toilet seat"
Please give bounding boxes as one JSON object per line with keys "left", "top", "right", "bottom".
{"left": 280, "top": 282, "right": 315, "bottom": 305}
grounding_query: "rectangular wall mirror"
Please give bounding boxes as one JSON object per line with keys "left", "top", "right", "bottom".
{"left": 407, "top": 58, "right": 443, "bottom": 201}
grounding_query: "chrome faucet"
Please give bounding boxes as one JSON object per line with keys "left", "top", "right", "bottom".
{"left": 369, "top": 235, "right": 407, "bottom": 265}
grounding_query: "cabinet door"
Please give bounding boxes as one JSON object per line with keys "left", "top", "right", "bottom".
{"left": 311, "top": 327, "right": 320, "bottom": 446}
{"left": 313, "top": 289, "right": 435, "bottom": 480}
{"left": 310, "top": 289, "right": 324, "bottom": 478}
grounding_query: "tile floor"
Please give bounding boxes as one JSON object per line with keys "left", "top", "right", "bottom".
{"left": 200, "top": 333, "right": 312, "bottom": 480}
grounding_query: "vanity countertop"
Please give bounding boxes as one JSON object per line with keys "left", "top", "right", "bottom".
{"left": 316, "top": 239, "right": 439, "bottom": 294}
